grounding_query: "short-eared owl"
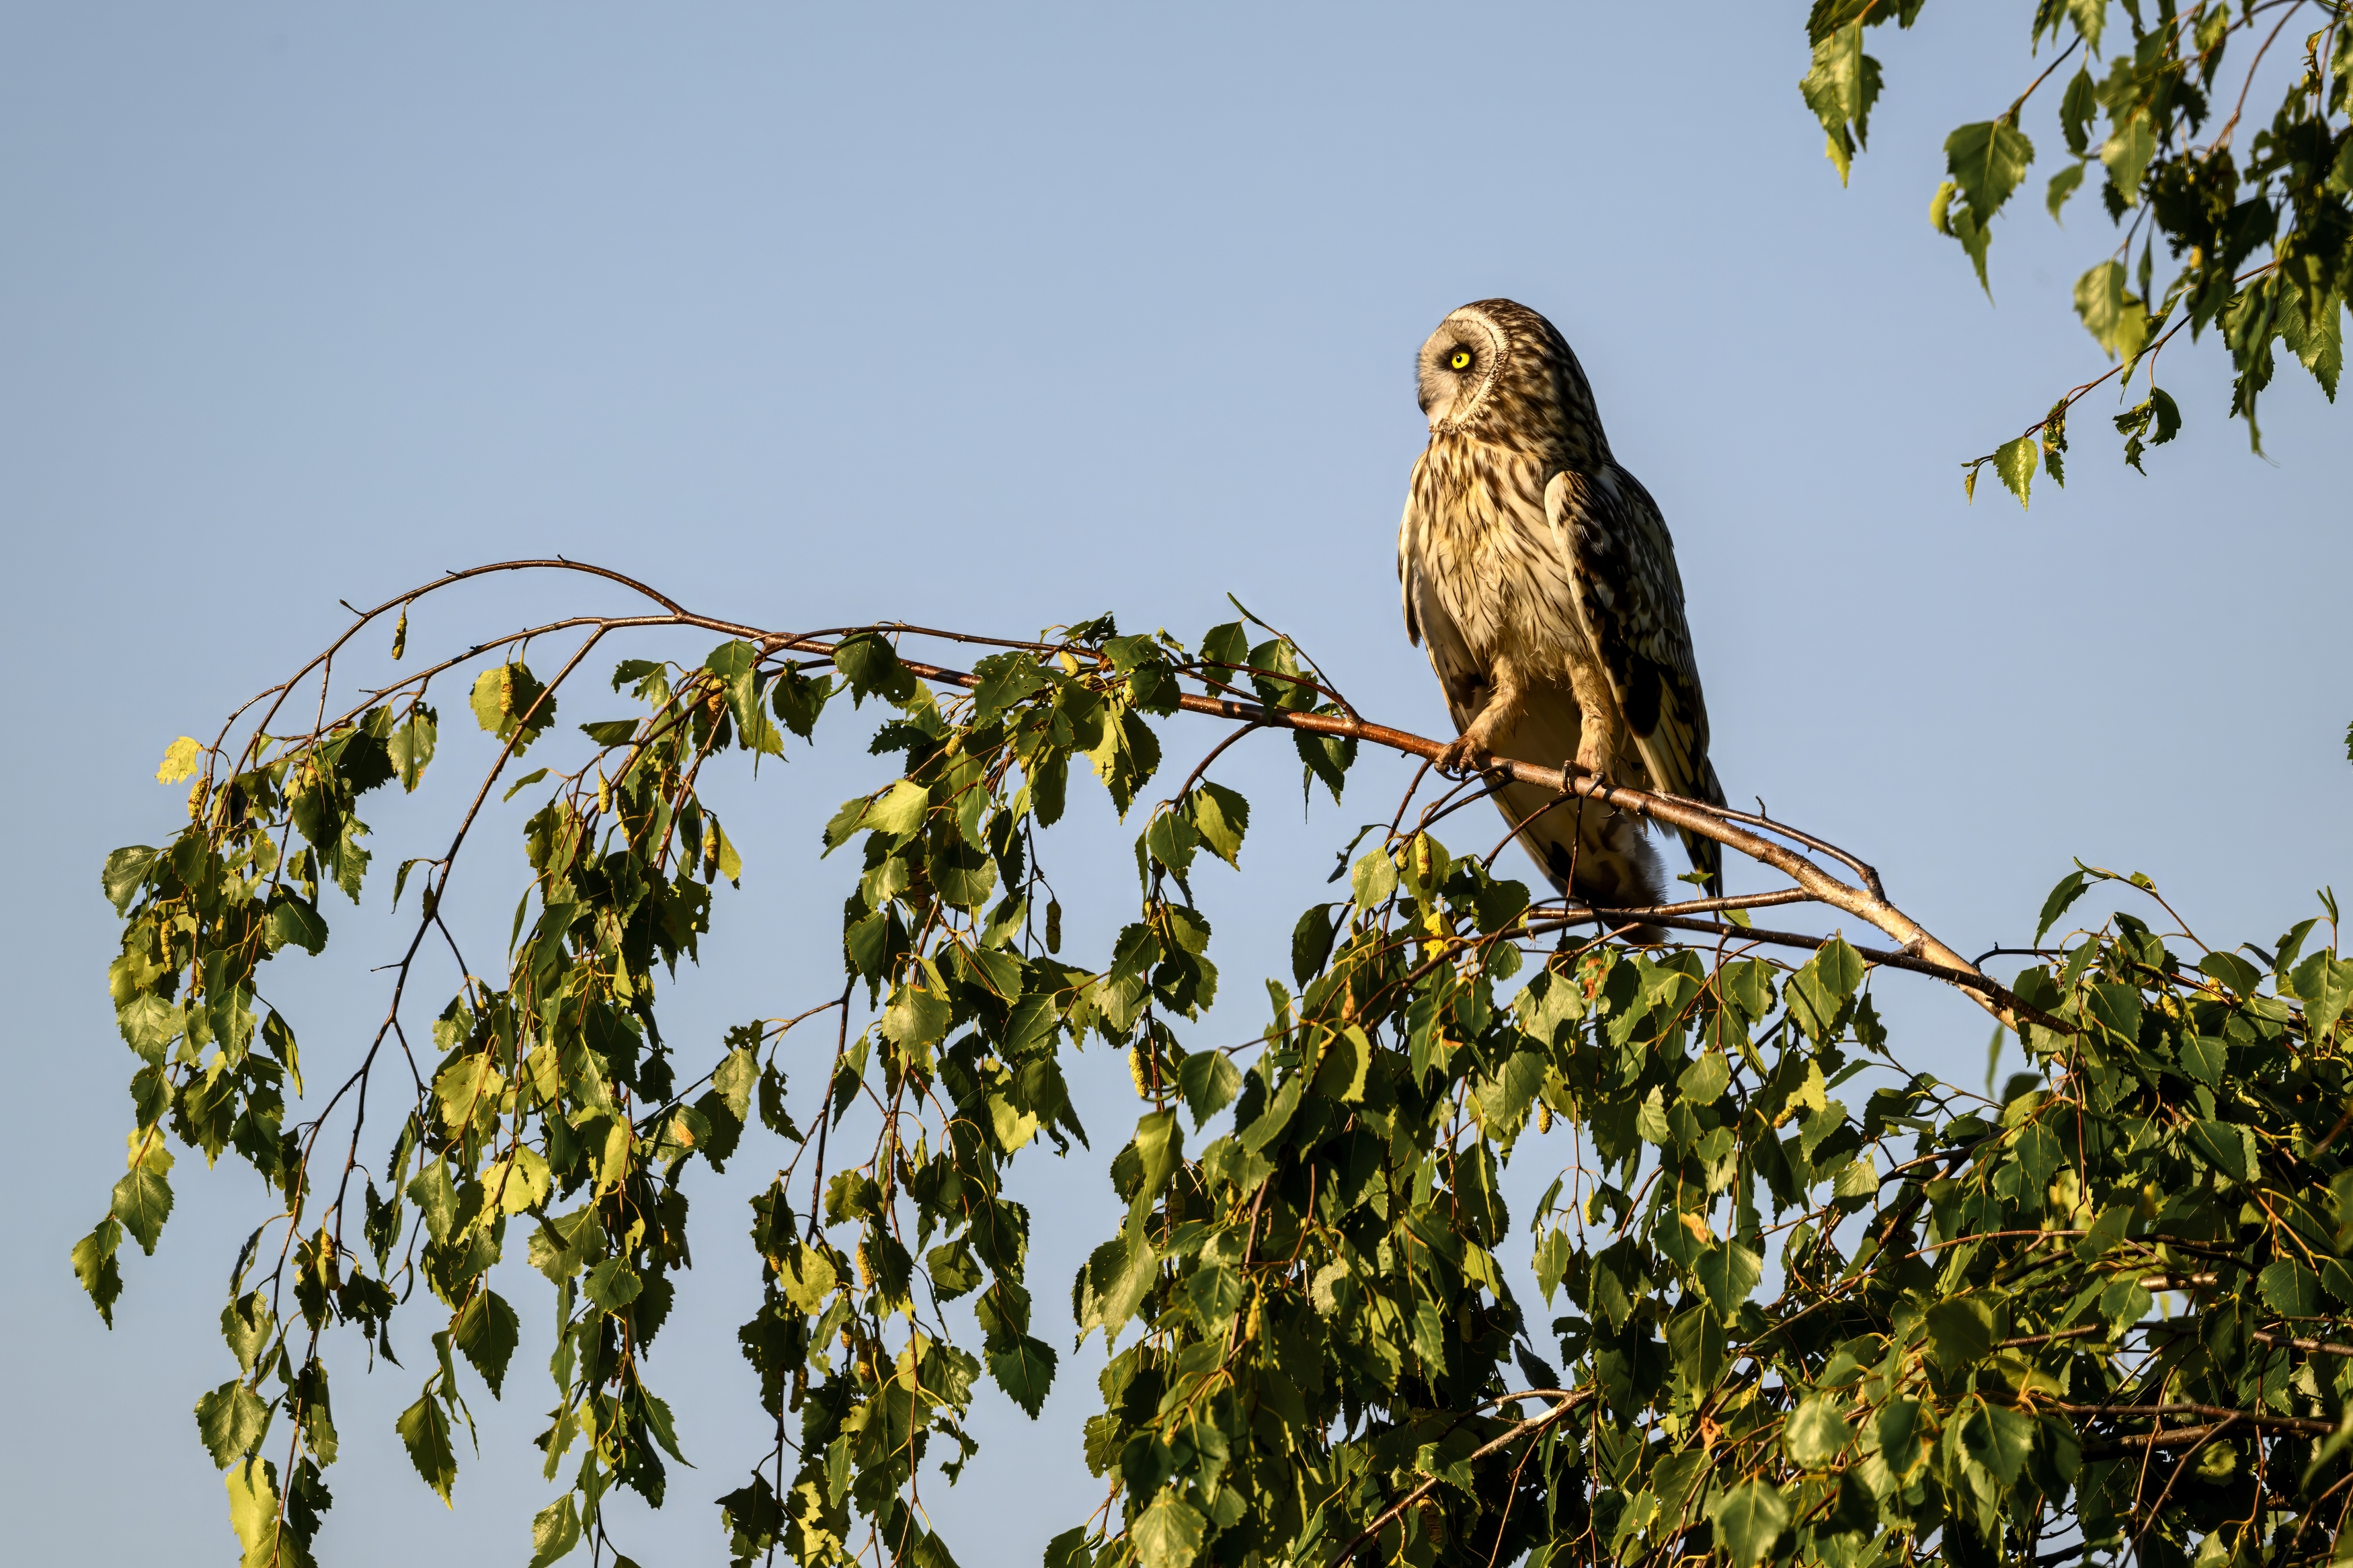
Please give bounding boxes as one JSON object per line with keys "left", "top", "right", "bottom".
{"left": 1398, "top": 298, "right": 1725, "bottom": 915}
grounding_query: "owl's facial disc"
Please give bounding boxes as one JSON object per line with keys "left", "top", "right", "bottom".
{"left": 1415, "top": 308, "right": 1506, "bottom": 433}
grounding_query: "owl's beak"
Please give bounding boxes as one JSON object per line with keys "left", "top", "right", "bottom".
{"left": 1417, "top": 378, "right": 1449, "bottom": 430}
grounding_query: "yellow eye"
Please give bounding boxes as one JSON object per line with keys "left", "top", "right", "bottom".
{"left": 1447, "top": 348, "right": 1473, "bottom": 371}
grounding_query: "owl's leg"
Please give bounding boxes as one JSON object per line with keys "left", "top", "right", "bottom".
{"left": 1436, "top": 661, "right": 1527, "bottom": 775}
{"left": 1566, "top": 663, "right": 1624, "bottom": 783}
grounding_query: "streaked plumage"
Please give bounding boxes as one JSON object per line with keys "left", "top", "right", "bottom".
{"left": 1397, "top": 298, "right": 1724, "bottom": 917}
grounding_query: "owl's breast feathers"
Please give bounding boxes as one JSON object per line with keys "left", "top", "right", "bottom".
{"left": 1400, "top": 436, "right": 1586, "bottom": 672}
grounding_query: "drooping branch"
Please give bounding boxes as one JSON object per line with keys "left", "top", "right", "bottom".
{"left": 213, "top": 560, "right": 2033, "bottom": 1037}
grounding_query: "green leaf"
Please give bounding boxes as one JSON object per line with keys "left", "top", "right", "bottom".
{"left": 269, "top": 894, "right": 329, "bottom": 955}
{"left": 2178, "top": 1033, "right": 2227, "bottom": 1086}
{"left": 1176, "top": 1050, "right": 1241, "bottom": 1127}
{"left": 528, "top": 1495, "right": 583, "bottom": 1568}
{"left": 500, "top": 766, "right": 549, "bottom": 803}
{"left": 2046, "top": 160, "right": 2086, "bottom": 219}
{"left": 222, "top": 1293, "right": 273, "bottom": 1372}
{"left": 2034, "top": 871, "right": 2089, "bottom": 943}
{"left": 2073, "top": 260, "right": 2147, "bottom": 362}
{"left": 1076, "top": 1233, "right": 1158, "bottom": 1340}
{"left": 1312, "top": 1026, "right": 1372, "bottom": 1106}
{"left": 1708, "top": 1480, "right": 1790, "bottom": 1567}
{"left": 969, "top": 651, "right": 1045, "bottom": 725}
{"left": 2260, "top": 1260, "right": 2322, "bottom": 1318}
{"left": 72, "top": 1219, "right": 124, "bottom": 1325}
{"left": 2187, "top": 1118, "right": 2254, "bottom": 1184}
{"left": 1694, "top": 1239, "right": 1761, "bottom": 1321}
{"left": 2063, "top": 0, "right": 2102, "bottom": 50}
{"left": 2058, "top": 67, "right": 2098, "bottom": 156}
{"left": 1131, "top": 1110, "right": 1185, "bottom": 1216}
{"left": 1677, "top": 1051, "right": 1730, "bottom": 1106}
{"left": 1187, "top": 782, "right": 1250, "bottom": 868}
{"left": 1239, "top": 1072, "right": 1302, "bottom": 1155}
{"left": 112, "top": 1165, "right": 174, "bottom": 1255}
{"left": 882, "top": 984, "right": 952, "bottom": 1050}
{"left": 584, "top": 1257, "right": 643, "bottom": 1311}
{"left": 1963, "top": 1397, "right": 2034, "bottom": 1485}
{"left": 1992, "top": 434, "right": 2037, "bottom": 510}
{"left": 1291, "top": 904, "right": 1338, "bottom": 987}
{"left": 102, "top": 845, "right": 160, "bottom": 915}
{"left": 1945, "top": 119, "right": 2034, "bottom": 218}
{"left": 407, "top": 1159, "right": 459, "bottom": 1247}
{"left": 863, "top": 780, "right": 931, "bottom": 839}
{"left": 1043, "top": 1526, "right": 1094, "bottom": 1568}
{"left": 469, "top": 662, "right": 555, "bottom": 754}
{"left": 930, "top": 838, "right": 998, "bottom": 909}
{"left": 1786, "top": 938, "right": 1864, "bottom": 1042}
{"left": 778, "top": 1243, "right": 838, "bottom": 1313}
{"left": 987, "top": 1335, "right": 1058, "bottom": 1417}
{"left": 1784, "top": 1395, "right": 1852, "bottom": 1468}
{"left": 390, "top": 706, "right": 438, "bottom": 791}
{"left": 1132, "top": 1489, "right": 1207, "bottom": 1568}
{"left": 1878, "top": 1398, "right": 1928, "bottom": 1478}
{"left": 834, "top": 632, "right": 916, "bottom": 704}
{"left": 454, "top": 1290, "right": 520, "bottom": 1397}
{"left": 1924, "top": 1296, "right": 1995, "bottom": 1372}
{"left": 1635, "top": 1086, "right": 1671, "bottom": 1145}
{"left": 2196, "top": 950, "right": 2263, "bottom": 996}
{"left": 2100, "top": 109, "right": 2155, "bottom": 202}
{"left": 1351, "top": 847, "right": 1397, "bottom": 910}
{"left": 2291, "top": 951, "right": 2353, "bottom": 1040}
{"left": 2278, "top": 279, "right": 2342, "bottom": 400}
{"left": 195, "top": 1379, "right": 270, "bottom": 1469}
{"left": 1800, "top": 22, "right": 1882, "bottom": 184}
{"left": 397, "top": 1391, "right": 458, "bottom": 1503}
{"left": 926, "top": 1239, "right": 983, "bottom": 1300}
{"left": 770, "top": 666, "right": 833, "bottom": 739}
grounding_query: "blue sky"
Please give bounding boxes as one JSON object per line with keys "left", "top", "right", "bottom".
{"left": 3, "top": 5, "right": 2344, "bottom": 1564}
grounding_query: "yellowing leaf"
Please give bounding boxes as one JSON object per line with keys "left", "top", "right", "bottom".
{"left": 226, "top": 1458, "right": 286, "bottom": 1568}
{"left": 157, "top": 737, "right": 204, "bottom": 784}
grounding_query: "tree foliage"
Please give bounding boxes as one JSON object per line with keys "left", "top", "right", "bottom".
{"left": 1800, "top": 0, "right": 2352, "bottom": 503}
{"left": 87, "top": 563, "right": 2353, "bottom": 1568}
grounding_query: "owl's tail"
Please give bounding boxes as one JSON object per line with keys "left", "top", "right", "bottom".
{"left": 1675, "top": 759, "right": 1728, "bottom": 891}
{"left": 1490, "top": 776, "right": 1667, "bottom": 940}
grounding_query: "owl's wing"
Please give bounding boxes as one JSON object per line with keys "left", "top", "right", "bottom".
{"left": 1546, "top": 465, "right": 1725, "bottom": 884}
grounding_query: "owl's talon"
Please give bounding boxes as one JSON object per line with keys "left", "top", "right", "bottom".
{"left": 1436, "top": 737, "right": 1493, "bottom": 777}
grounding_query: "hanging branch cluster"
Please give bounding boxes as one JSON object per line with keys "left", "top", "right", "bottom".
{"left": 1800, "top": 0, "right": 2350, "bottom": 505}
{"left": 87, "top": 562, "right": 2353, "bottom": 1568}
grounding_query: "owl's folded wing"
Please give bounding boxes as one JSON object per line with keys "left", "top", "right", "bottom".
{"left": 1546, "top": 466, "right": 1724, "bottom": 884}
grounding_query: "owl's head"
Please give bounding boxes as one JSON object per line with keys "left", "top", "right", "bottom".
{"left": 1414, "top": 299, "right": 1603, "bottom": 457}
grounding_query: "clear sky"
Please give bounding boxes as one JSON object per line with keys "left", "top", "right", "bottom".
{"left": 3, "top": 5, "right": 2344, "bottom": 1565}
